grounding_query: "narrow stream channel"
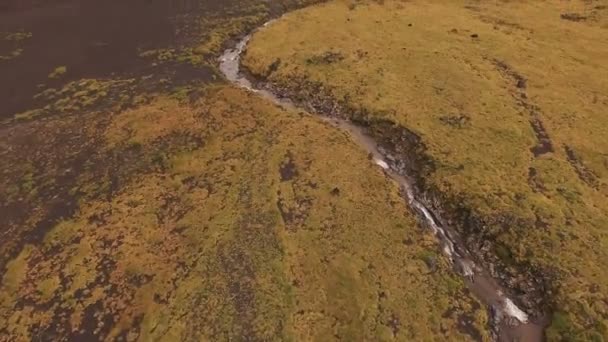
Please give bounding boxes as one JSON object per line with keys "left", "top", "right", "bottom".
{"left": 219, "top": 21, "right": 544, "bottom": 342}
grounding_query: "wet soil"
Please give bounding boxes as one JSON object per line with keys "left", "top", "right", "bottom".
{"left": 0, "top": 0, "right": 181, "bottom": 118}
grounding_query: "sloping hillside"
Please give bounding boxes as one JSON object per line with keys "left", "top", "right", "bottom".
{"left": 242, "top": 0, "right": 608, "bottom": 339}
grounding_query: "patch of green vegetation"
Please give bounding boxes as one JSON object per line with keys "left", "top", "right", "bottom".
{"left": 139, "top": 48, "right": 204, "bottom": 66}
{"left": 13, "top": 109, "right": 42, "bottom": 121}
{"left": 0, "top": 48, "right": 23, "bottom": 61}
{"left": 242, "top": 0, "right": 608, "bottom": 339}
{"left": 196, "top": 15, "right": 266, "bottom": 58}
{"left": 139, "top": 48, "right": 176, "bottom": 61}
{"left": 169, "top": 85, "right": 196, "bottom": 103}
{"left": 0, "top": 86, "right": 488, "bottom": 341}
{"left": 48, "top": 65, "right": 67, "bottom": 79}
{"left": 137, "top": 9, "right": 277, "bottom": 66}
{"left": 18, "top": 166, "right": 36, "bottom": 196}
{"left": 0, "top": 31, "right": 31, "bottom": 61}
{"left": 12, "top": 78, "right": 142, "bottom": 121}
{"left": 1, "top": 31, "right": 32, "bottom": 42}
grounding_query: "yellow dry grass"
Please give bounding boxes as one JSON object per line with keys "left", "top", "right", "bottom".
{"left": 0, "top": 86, "right": 488, "bottom": 341}
{"left": 242, "top": 0, "right": 608, "bottom": 339}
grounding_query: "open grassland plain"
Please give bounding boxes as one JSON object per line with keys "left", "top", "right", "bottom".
{"left": 1, "top": 86, "right": 487, "bottom": 341}
{"left": 242, "top": 0, "right": 608, "bottom": 340}
{"left": 1, "top": 0, "right": 493, "bottom": 341}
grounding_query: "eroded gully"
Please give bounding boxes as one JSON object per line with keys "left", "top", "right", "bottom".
{"left": 219, "top": 21, "right": 545, "bottom": 342}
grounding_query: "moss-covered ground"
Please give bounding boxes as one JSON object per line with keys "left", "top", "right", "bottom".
{"left": 0, "top": 85, "right": 488, "bottom": 341}
{"left": 0, "top": 0, "right": 493, "bottom": 340}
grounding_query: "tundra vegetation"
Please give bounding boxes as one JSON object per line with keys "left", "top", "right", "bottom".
{"left": 242, "top": 0, "right": 608, "bottom": 340}
{"left": 1, "top": 85, "right": 487, "bottom": 341}
{"left": 0, "top": 0, "right": 496, "bottom": 341}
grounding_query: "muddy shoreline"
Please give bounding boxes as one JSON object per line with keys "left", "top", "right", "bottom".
{"left": 220, "top": 24, "right": 548, "bottom": 341}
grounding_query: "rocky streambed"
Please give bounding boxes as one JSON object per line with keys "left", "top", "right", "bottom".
{"left": 219, "top": 21, "right": 546, "bottom": 341}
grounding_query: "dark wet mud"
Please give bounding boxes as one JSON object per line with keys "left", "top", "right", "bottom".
{"left": 1, "top": 0, "right": 311, "bottom": 119}
{"left": 1, "top": 0, "right": 177, "bottom": 117}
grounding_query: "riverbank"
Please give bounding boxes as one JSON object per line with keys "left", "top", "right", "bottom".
{"left": 241, "top": 0, "right": 608, "bottom": 340}
{"left": 221, "top": 28, "right": 544, "bottom": 341}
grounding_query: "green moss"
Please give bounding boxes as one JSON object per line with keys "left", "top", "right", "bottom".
{"left": 48, "top": 66, "right": 67, "bottom": 79}
{"left": 546, "top": 312, "right": 578, "bottom": 340}
{"left": 16, "top": 77, "right": 138, "bottom": 120}
{"left": 2, "top": 31, "right": 32, "bottom": 42}
{"left": 170, "top": 85, "right": 195, "bottom": 102}
{"left": 195, "top": 15, "right": 266, "bottom": 57}
{"left": 13, "top": 109, "right": 42, "bottom": 121}
{"left": 417, "top": 249, "right": 438, "bottom": 269}
{"left": 0, "top": 48, "right": 23, "bottom": 61}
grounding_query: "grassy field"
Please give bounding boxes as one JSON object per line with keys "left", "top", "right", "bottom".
{"left": 0, "top": 0, "right": 495, "bottom": 340}
{"left": 242, "top": 0, "right": 608, "bottom": 340}
{"left": 0, "top": 85, "right": 488, "bottom": 341}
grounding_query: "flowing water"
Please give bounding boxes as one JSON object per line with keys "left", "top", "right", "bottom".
{"left": 219, "top": 21, "right": 545, "bottom": 341}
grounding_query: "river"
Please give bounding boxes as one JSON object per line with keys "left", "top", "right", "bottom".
{"left": 219, "top": 20, "right": 544, "bottom": 341}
